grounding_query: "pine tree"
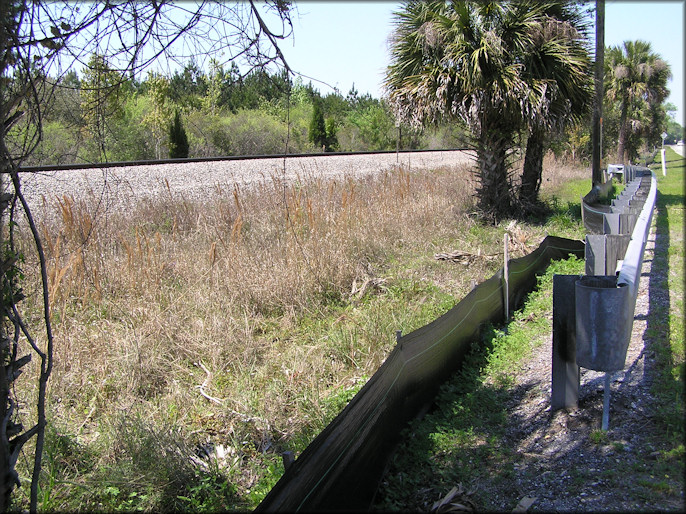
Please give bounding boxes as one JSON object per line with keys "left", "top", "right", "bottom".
{"left": 169, "top": 110, "right": 189, "bottom": 158}
{"left": 324, "top": 117, "right": 338, "bottom": 152}
{"left": 309, "top": 101, "right": 326, "bottom": 150}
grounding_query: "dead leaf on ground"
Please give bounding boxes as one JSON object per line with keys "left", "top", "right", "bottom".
{"left": 431, "top": 484, "right": 475, "bottom": 513}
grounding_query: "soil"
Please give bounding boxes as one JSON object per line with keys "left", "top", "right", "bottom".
{"left": 474, "top": 218, "right": 685, "bottom": 512}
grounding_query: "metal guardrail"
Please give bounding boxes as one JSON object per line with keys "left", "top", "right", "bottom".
{"left": 551, "top": 166, "right": 657, "bottom": 430}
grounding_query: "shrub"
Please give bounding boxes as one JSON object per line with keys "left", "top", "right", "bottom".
{"left": 308, "top": 101, "right": 326, "bottom": 151}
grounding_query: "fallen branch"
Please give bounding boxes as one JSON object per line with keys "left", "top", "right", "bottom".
{"left": 193, "top": 362, "right": 272, "bottom": 430}
{"left": 434, "top": 249, "right": 500, "bottom": 264}
{"left": 194, "top": 361, "right": 226, "bottom": 405}
{"left": 350, "top": 277, "right": 388, "bottom": 298}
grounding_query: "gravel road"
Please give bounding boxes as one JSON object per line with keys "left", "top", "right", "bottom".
{"left": 18, "top": 150, "right": 474, "bottom": 217}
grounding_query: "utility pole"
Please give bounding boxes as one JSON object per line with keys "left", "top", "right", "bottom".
{"left": 592, "top": 0, "right": 605, "bottom": 186}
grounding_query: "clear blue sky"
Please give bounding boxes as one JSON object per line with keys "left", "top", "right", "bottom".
{"left": 280, "top": 1, "right": 684, "bottom": 126}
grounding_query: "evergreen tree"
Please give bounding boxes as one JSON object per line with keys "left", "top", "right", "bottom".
{"left": 80, "top": 53, "right": 124, "bottom": 159}
{"left": 309, "top": 101, "right": 327, "bottom": 150}
{"left": 169, "top": 110, "right": 189, "bottom": 158}
{"left": 142, "top": 72, "right": 172, "bottom": 159}
{"left": 324, "top": 117, "right": 338, "bottom": 152}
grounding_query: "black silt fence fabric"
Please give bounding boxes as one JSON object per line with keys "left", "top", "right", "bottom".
{"left": 256, "top": 235, "right": 585, "bottom": 512}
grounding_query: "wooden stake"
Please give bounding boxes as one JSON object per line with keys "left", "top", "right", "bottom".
{"left": 504, "top": 233, "right": 509, "bottom": 321}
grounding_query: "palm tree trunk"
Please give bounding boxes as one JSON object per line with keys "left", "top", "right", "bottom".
{"left": 476, "top": 131, "right": 512, "bottom": 221}
{"left": 520, "top": 127, "right": 545, "bottom": 208}
{"left": 617, "top": 99, "right": 628, "bottom": 164}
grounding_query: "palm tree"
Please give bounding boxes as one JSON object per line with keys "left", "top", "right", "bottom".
{"left": 518, "top": 1, "right": 593, "bottom": 208}
{"left": 385, "top": 0, "right": 542, "bottom": 220}
{"left": 604, "top": 40, "right": 671, "bottom": 164}
{"left": 385, "top": 0, "right": 592, "bottom": 219}
{"left": 641, "top": 56, "right": 671, "bottom": 152}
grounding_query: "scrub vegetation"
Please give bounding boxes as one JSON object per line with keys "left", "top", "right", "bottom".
{"left": 11, "top": 153, "right": 595, "bottom": 511}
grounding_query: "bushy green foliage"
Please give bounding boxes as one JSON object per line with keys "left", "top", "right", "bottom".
{"left": 27, "top": 60, "right": 678, "bottom": 166}
{"left": 324, "top": 117, "right": 338, "bottom": 152}
{"left": 80, "top": 53, "right": 126, "bottom": 161}
{"left": 108, "top": 93, "right": 154, "bottom": 161}
{"left": 224, "top": 109, "right": 288, "bottom": 156}
{"left": 663, "top": 104, "right": 684, "bottom": 144}
{"left": 348, "top": 104, "right": 395, "bottom": 151}
{"left": 29, "top": 121, "right": 82, "bottom": 165}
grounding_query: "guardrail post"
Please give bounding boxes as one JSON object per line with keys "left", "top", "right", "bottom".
{"left": 551, "top": 275, "right": 581, "bottom": 410}
{"left": 585, "top": 235, "right": 607, "bottom": 275}
{"left": 575, "top": 276, "right": 631, "bottom": 431}
{"left": 586, "top": 234, "right": 631, "bottom": 275}
{"left": 602, "top": 373, "right": 611, "bottom": 430}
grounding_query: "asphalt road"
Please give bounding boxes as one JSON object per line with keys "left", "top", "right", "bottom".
{"left": 670, "top": 144, "right": 685, "bottom": 157}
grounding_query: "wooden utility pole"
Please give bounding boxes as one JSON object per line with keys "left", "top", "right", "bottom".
{"left": 592, "top": 0, "right": 605, "bottom": 186}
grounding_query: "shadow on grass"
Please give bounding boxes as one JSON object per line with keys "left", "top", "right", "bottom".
{"left": 641, "top": 188, "right": 684, "bottom": 439}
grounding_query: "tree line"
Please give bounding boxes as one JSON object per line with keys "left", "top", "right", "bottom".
{"left": 12, "top": 10, "right": 679, "bottom": 219}
{"left": 18, "top": 57, "right": 468, "bottom": 166}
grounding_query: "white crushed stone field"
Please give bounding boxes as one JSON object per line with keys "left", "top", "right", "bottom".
{"left": 18, "top": 150, "right": 474, "bottom": 218}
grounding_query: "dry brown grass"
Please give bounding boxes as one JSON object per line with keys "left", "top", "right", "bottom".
{"left": 539, "top": 151, "right": 590, "bottom": 193}
{"left": 23, "top": 164, "right": 477, "bottom": 432}
{"left": 12, "top": 156, "right": 587, "bottom": 509}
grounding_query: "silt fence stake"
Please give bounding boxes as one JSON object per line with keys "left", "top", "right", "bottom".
{"left": 503, "top": 233, "right": 509, "bottom": 321}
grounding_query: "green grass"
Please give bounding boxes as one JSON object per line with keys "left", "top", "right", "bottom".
{"left": 648, "top": 148, "right": 685, "bottom": 444}
{"left": 372, "top": 255, "right": 585, "bottom": 512}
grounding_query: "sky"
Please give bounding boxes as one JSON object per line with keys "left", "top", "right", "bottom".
{"left": 279, "top": 1, "right": 685, "bottom": 126}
